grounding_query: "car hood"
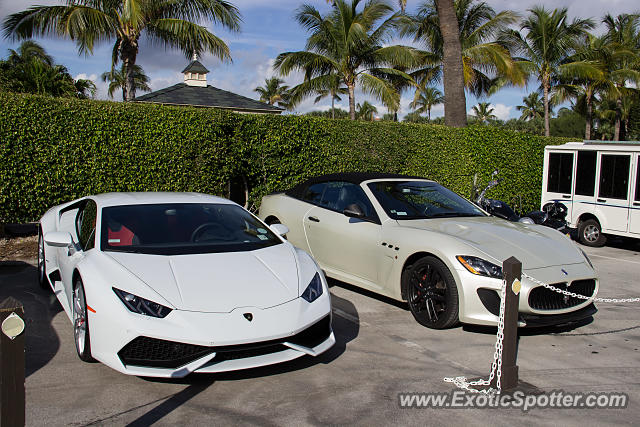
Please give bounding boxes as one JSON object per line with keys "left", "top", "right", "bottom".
{"left": 106, "top": 243, "right": 300, "bottom": 312}
{"left": 397, "top": 216, "right": 583, "bottom": 269}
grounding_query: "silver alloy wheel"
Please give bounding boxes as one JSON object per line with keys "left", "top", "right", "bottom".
{"left": 583, "top": 224, "right": 599, "bottom": 243}
{"left": 38, "top": 234, "right": 45, "bottom": 284}
{"left": 73, "top": 284, "right": 87, "bottom": 356}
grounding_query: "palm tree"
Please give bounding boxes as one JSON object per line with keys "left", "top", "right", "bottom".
{"left": 310, "top": 73, "right": 348, "bottom": 119}
{"left": 0, "top": 39, "right": 94, "bottom": 98}
{"left": 402, "top": 1, "right": 524, "bottom": 96}
{"left": 7, "top": 39, "right": 53, "bottom": 66}
{"left": 101, "top": 64, "right": 151, "bottom": 101}
{"left": 500, "top": 6, "right": 594, "bottom": 136}
{"left": 276, "top": 0, "right": 418, "bottom": 120}
{"left": 471, "top": 101, "right": 495, "bottom": 122}
{"left": 326, "top": 0, "right": 408, "bottom": 11}
{"left": 254, "top": 77, "right": 290, "bottom": 108}
{"left": 74, "top": 78, "right": 97, "bottom": 99}
{"left": 410, "top": 86, "right": 443, "bottom": 120}
{"left": 551, "top": 35, "right": 622, "bottom": 140}
{"left": 356, "top": 101, "right": 378, "bottom": 121}
{"left": 3, "top": 0, "right": 241, "bottom": 101}
{"left": 516, "top": 92, "right": 544, "bottom": 121}
{"left": 602, "top": 13, "right": 640, "bottom": 140}
{"left": 434, "top": 0, "right": 468, "bottom": 127}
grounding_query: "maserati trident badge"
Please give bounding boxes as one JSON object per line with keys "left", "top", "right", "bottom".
{"left": 243, "top": 313, "right": 253, "bottom": 322}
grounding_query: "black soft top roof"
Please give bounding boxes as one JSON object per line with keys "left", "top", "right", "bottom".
{"left": 285, "top": 172, "right": 429, "bottom": 198}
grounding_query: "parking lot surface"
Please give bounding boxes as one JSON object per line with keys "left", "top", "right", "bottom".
{"left": 1, "top": 239, "right": 639, "bottom": 426}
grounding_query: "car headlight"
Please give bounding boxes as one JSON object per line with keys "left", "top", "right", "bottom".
{"left": 580, "top": 249, "right": 594, "bottom": 269}
{"left": 113, "top": 288, "right": 172, "bottom": 318}
{"left": 301, "top": 272, "right": 323, "bottom": 303}
{"left": 456, "top": 256, "right": 503, "bottom": 279}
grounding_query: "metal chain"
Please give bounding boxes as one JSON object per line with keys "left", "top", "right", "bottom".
{"left": 444, "top": 271, "right": 640, "bottom": 395}
{"left": 522, "top": 272, "right": 640, "bottom": 303}
{"left": 443, "top": 278, "right": 507, "bottom": 395}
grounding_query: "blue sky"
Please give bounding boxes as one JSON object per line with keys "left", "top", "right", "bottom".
{"left": 0, "top": 0, "right": 638, "bottom": 119}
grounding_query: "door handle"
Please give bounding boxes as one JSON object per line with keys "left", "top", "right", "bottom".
{"left": 561, "top": 194, "right": 571, "bottom": 199}
{"left": 597, "top": 198, "right": 607, "bottom": 203}
{"left": 308, "top": 216, "right": 320, "bottom": 223}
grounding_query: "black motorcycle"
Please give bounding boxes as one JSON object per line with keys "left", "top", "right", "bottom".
{"left": 473, "top": 170, "right": 571, "bottom": 233}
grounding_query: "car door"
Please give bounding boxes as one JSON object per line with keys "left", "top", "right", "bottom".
{"left": 627, "top": 154, "right": 640, "bottom": 234}
{"left": 544, "top": 150, "right": 575, "bottom": 220}
{"left": 58, "top": 199, "right": 97, "bottom": 309}
{"left": 571, "top": 150, "right": 597, "bottom": 226}
{"left": 303, "top": 181, "right": 383, "bottom": 287}
{"left": 595, "top": 152, "right": 631, "bottom": 233}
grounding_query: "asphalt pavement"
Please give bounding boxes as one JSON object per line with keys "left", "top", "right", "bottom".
{"left": 0, "top": 237, "right": 639, "bottom": 426}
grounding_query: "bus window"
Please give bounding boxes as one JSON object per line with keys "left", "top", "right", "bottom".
{"left": 547, "top": 153, "right": 573, "bottom": 194}
{"left": 575, "top": 151, "right": 597, "bottom": 196}
{"left": 599, "top": 154, "right": 630, "bottom": 200}
{"left": 635, "top": 163, "right": 640, "bottom": 202}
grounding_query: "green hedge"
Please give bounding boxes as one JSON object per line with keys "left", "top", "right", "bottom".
{"left": 0, "top": 92, "right": 570, "bottom": 223}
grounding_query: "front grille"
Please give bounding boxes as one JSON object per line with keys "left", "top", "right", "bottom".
{"left": 528, "top": 279, "right": 596, "bottom": 310}
{"left": 118, "top": 315, "right": 332, "bottom": 369}
{"left": 211, "top": 343, "right": 289, "bottom": 363}
{"left": 118, "top": 337, "right": 213, "bottom": 369}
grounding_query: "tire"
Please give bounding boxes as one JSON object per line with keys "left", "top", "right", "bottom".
{"left": 72, "top": 278, "right": 95, "bottom": 362}
{"left": 37, "top": 229, "right": 50, "bottom": 290}
{"left": 578, "top": 219, "right": 606, "bottom": 247}
{"left": 403, "top": 256, "right": 459, "bottom": 329}
{"left": 265, "top": 216, "right": 281, "bottom": 225}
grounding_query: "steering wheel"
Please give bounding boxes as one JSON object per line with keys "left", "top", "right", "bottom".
{"left": 190, "top": 222, "right": 228, "bottom": 243}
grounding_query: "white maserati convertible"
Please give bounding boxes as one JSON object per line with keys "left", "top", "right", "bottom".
{"left": 38, "top": 192, "right": 334, "bottom": 377}
{"left": 259, "top": 173, "right": 599, "bottom": 329}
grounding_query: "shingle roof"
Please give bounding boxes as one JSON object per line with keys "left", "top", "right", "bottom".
{"left": 133, "top": 83, "right": 284, "bottom": 113}
{"left": 181, "top": 60, "right": 209, "bottom": 74}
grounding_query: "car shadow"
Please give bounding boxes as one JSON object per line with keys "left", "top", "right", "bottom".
{"left": 327, "top": 277, "right": 409, "bottom": 311}
{"left": 600, "top": 235, "right": 640, "bottom": 251}
{"left": 0, "top": 261, "right": 62, "bottom": 378}
{"left": 126, "top": 295, "right": 360, "bottom": 424}
{"left": 462, "top": 316, "right": 594, "bottom": 336}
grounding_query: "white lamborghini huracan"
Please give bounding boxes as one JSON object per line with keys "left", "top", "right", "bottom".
{"left": 38, "top": 192, "right": 334, "bottom": 377}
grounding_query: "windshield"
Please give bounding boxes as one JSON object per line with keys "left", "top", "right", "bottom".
{"left": 367, "top": 181, "right": 486, "bottom": 220}
{"left": 101, "top": 203, "right": 281, "bottom": 255}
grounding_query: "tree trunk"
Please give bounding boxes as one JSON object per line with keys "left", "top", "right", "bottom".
{"left": 428, "top": 106, "right": 431, "bottom": 121}
{"left": 435, "top": 0, "right": 467, "bottom": 128}
{"left": 120, "top": 38, "right": 139, "bottom": 102}
{"left": 543, "top": 72, "right": 550, "bottom": 137}
{"left": 348, "top": 83, "right": 356, "bottom": 120}
{"left": 614, "top": 96, "right": 622, "bottom": 141}
{"left": 331, "top": 94, "right": 335, "bottom": 119}
{"left": 585, "top": 93, "right": 592, "bottom": 140}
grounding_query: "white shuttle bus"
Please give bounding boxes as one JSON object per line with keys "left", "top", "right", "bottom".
{"left": 541, "top": 141, "right": 640, "bottom": 247}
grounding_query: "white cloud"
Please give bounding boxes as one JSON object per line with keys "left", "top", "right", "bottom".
{"left": 149, "top": 72, "right": 183, "bottom": 92}
{"left": 491, "top": 103, "right": 513, "bottom": 120}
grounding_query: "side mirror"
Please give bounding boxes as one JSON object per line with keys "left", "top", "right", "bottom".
{"left": 343, "top": 204, "right": 366, "bottom": 219}
{"left": 44, "top": 231, "right": 73, "bottom": 247}
{"left": 269, "top": 223, "right": 289, "bottom": 237}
